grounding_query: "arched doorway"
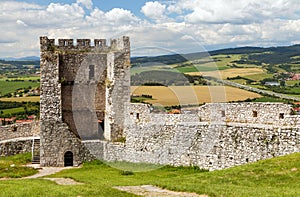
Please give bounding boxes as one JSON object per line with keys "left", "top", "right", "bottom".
{"left": 64, "top": 151, "right": 73, "bottom": 167}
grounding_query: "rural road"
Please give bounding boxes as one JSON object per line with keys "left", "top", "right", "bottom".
{"left": 216, "top": 79, "right": 300, "bottom": 101}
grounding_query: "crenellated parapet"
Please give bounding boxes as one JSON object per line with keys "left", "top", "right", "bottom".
{"left": 40, "top": 36, "right": 129, "bottom": 52}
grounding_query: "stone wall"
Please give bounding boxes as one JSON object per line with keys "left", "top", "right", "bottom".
{"left": 40, "top": 37, "right": 62, "bottom": 122}
{"left": 40, "top": 121, "right": 94, "bottom": 167}
{"left": 0, "top": 122, "right": 39, "bottom": 141}
{"left": 84, "top": 102, "right": 300, "bottom": 171}
{"left": 105, "top": 37, "right": 131, "bottom": 140}
{"left": 198, "top": 102, "right": 293, "bottom": 125}
{"left": 0, "top": 137, "right": 35, "bottom": 156}
{"left": 85, "top": 121, "right": 300, "bottom": 171}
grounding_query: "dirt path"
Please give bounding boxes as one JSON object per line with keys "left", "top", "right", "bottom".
{"left": 24, "top": 164, "right": 68, "bottom": 179}
{"left": 22, "top": 164, "right": 83, "bottom": 185}
{"left": 114, "top": 185, "right": 208, "bottom": 197}
{"left": 43, "top": 178, "right": 83, "bottom": 185}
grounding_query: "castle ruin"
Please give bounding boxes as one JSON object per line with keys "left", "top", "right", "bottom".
{"left": 0, "top": 36, "right": 299, "bottom": 170}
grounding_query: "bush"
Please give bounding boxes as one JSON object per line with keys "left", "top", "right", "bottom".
{"left": 120, "top": 170, "right": 134, "bottom": 176}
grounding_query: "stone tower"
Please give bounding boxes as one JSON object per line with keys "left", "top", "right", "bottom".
{"left": 39, "top": 36, "right": 130, "bottom": 166}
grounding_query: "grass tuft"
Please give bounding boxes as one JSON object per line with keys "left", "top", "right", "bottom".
{"left": 120, "top": 171, "right": 134, "bottom": 176}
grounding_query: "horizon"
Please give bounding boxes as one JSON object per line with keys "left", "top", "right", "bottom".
{"left": 2, "top": 43, "right": 300, "bottom": 60}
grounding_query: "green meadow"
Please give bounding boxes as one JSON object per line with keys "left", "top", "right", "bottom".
{"left": 0, "top": 153, "right": 300, "bottom": 196}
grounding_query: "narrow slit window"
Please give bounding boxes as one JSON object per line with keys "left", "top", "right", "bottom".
{"left": 279, "top": 113, "right": 284, "bottom": 119}
{"left": 221, "top": 110, "right": 225, "bottom": 117}
{"left": 253, "top": 111, "right": 258, "bottom": 117}
{"left": 136, "top": 113, "right": 140, "bottom": 120}
{"left": 89, "top": 65, "right": 95, "bottom": 79}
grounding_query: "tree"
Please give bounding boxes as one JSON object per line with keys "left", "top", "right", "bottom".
{"left": 280, "top": 80, "right": 286, "bottom": 87}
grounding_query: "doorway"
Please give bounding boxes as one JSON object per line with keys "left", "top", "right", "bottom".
{"left": 64, "top": 151, "right": 73, "bottom": 167}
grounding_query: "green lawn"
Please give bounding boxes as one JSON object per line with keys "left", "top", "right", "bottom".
{"left": 0, "top": 153, "right": 300, "bottom": 196}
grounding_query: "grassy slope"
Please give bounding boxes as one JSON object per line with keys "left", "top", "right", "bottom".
{"left": 0, "top": 153, "right": 37, "bottom": 178}
{"left": 1, "top": 153, "right": 300, "bottom": 196}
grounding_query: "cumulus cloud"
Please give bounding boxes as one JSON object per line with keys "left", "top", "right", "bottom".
{"left": 176, "top": 0, "right": 300, "bottom": 24}
{"left": 141, "top": 1, "right": 169, "bottom": 22}
{"left": 105, "top": 8, "right": 140, "bottom": 24}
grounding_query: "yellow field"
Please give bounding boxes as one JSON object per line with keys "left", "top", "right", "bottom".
{"left": 131, "top": 86, "right": 261, "bottom": 106}
{"left": 0, "top": 96, "right": 40, "bottom": 102}
{"left": 0, "top": 84, "right": 262, "bottom": 106}
{"left": 186, "top": 67, "right": 264, "bottom": 79}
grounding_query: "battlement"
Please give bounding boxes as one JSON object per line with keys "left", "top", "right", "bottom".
{"left": 40, "top": 36, "right": 129, "bottom": 52}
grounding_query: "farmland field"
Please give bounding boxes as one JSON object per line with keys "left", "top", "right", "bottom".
{"left": 186, "top": 67, "right": 265, "bottom": 79}
{"left": 286, "top": 80, "right": 300, "bottom": 86}
{"left": 174, "top": 55, "right": 238, "bottom": 73}
{"left": 131, "top": 86, "right": 261, "bottom": 106}
{"left": 244, "top": 73, "right": 274, "bottom": 81}
{"left": 0, "top": 76, "right": 40, "bottom": 81}
{"left": 0, "top": 81, "right": 39, "bottom": 96}
{"left": 1, "top": 107, "right": 25, "bottom": 115}
{"left": 131, "top": 64, "right": 174, "bottom": 75}
{"left": 0, "top": 96, "right": 40, "bottom": 102}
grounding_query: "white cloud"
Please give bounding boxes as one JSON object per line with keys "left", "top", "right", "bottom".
{"left": 105, "top": 8, "right": 140, "bottom": 24}
{"left": 76, "top": 0, "right": 93, "bottom": 10}
{"left": 168, "top": 0, "right": 300, "bottom": 24}
{"left": 45, "top": 3, "right": 85, "bottom": 19}
{"left": 141, "top": 1, "right": 169, "bottom": 22}
{"left": 16, "top": 20, "right": 28, "bottom": 27}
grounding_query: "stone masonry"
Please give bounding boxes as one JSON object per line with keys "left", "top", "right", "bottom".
{"left": 85, "top": 103, "right": 300, "bottom": 171}
{"left": 39, "top": 36, "right": 130, "bottom": 166}
{"left": 0, "top": 122, "right": 39, "bottom": 156}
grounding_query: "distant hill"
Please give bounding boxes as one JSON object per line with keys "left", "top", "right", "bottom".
{"left": 131, "top": 45, "right": 300, "bottom": 66}
{"left": 1, "top": 56, "right": 40, "bottom": 61}
{"left": 2, "top": 44, "right": 300, "bottom": 66}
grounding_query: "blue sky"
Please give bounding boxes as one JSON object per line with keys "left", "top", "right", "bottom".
{"left": 1, "top": 0, "right": 300, "bottom": 57}
{"left": 15, "top": 0, "right": 149, "bottom": 14}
